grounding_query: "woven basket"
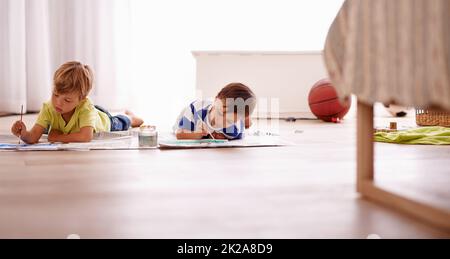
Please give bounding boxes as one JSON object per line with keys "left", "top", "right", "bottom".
{"left": 416, "top": 108, "right": 450, "bottom": 127}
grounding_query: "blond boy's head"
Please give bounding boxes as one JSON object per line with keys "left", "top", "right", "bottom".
{"left": 51, "top": 61, "right": 93, "bottom": 114}
{"left": 53, "top": 61, "right": 93, "bottom": 99}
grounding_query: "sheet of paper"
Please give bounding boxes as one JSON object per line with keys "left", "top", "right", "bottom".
{"left": 93, "top": 131, "right": 133, "bottom": 140}
{"left": 18, "top": 143, "right": 60, "bottom": 151}
{"left": 0, "top": 132, "right": 290, "bottom": 151}
{"left": 158, "top": 136, "right": 289, "bottom": 149}
{"left": 62, "top": 137, "right": 138, "bottom": 150}
{"left": 0, "top": 143, "right": 60, "bottom": 151}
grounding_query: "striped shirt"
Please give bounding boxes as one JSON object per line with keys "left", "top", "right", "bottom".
{"left": 173, "top": 100, "right": 245, "bottom": 140}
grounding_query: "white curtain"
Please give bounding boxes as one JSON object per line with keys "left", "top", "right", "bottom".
{"left": 0, "top": 0, "right": 27, "bottom": 113}
{"left": 0, "top": 0, "right": 128, "bottom": 114}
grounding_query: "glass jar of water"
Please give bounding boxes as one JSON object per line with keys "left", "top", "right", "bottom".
{"left": 139, "top": 125, "right": 158, "bottom": 147}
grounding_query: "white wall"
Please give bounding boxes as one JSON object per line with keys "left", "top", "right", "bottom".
{"left": 194, "top": 51, "right": 329, "bottom": 118}
{"left": 125, "top": 0, "right": 345, "bottom": 128}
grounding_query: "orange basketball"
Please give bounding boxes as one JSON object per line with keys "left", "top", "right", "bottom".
{"left": 308, "top": 79, "right": 351, "bottom": 123}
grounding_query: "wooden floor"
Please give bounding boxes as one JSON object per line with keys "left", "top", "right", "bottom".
{"left": 0, "top": 112, "right": 449, "bottom": 238}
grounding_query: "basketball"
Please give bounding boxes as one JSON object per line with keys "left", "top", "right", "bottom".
{"left": 308, "top": 79, "right": 352, "bottom": 123}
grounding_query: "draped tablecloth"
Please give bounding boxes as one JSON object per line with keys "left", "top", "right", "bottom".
{"left": 324, "top": 0, "right": 450, "bottom": 111}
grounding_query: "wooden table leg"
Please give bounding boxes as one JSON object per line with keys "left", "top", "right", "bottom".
{"left": 357, "top": 101, "right": 374, "bottom": 193}
{"left": 357, "top": 100, "right": 450, "bottom": 232}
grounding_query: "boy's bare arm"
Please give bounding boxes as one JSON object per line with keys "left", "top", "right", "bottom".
{"left": 208, "top": 132, "right": 226, "bottom": 139}
{"left": 11, "top": 122, "right": 46, "bottom": 144}
{"left": 48, "top": 126, "right": 94, "bottom": 143}
{"left": 175, "top": 129, "right": 208, "bottom": 140}
{"left": 25, "top": 125, "right": 46, "bottom": 144}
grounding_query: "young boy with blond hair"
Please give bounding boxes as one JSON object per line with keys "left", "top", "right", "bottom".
{"left": 11, "top": 61, "right": 143, "bottom": 144}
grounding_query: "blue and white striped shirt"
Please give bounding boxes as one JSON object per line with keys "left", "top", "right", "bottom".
{"left": 173, "top": 100, "right": 245, "bottom": 140}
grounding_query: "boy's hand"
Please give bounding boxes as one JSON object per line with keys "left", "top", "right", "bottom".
{"left": 196, "top": 121, "right": 210, "bottom": 137}
{"left": 11, "top": 121, "right": 27, "bottom": 137}
{"left": 210, "top": 132, "right": 227, "bottom": 139}
{"left": 200, "top": 128, "right": 210, "bottom": 137}
{"left": 48, "top": 129, "right": 63, "bottom": 143}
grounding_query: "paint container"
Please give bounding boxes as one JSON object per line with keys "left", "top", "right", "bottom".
{"left": 139, "top": 125, "right": 158, "bottom": 147}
